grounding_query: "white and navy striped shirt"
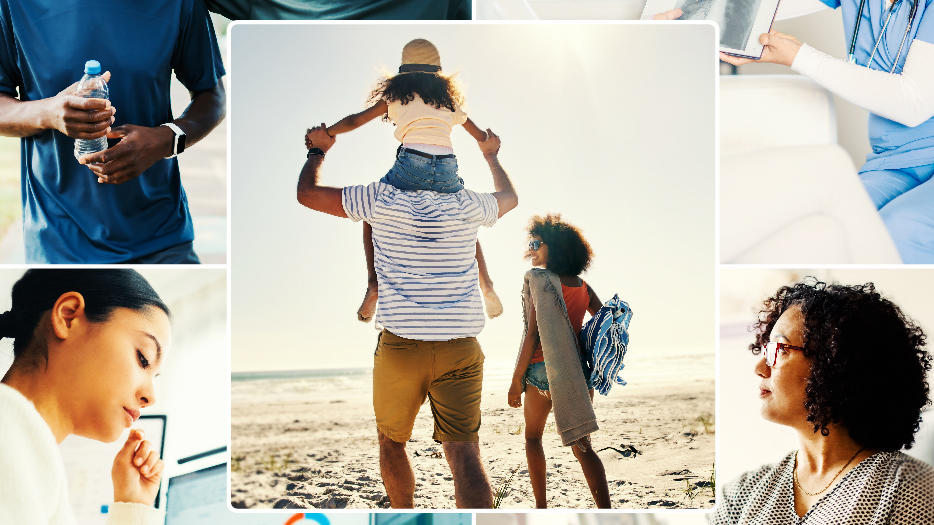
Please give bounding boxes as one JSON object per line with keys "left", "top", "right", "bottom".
{"left": 342, "top": 182, "right": 499, "bottom": 341}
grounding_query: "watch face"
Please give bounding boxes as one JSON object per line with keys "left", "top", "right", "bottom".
{"left": 177, "top": 133, "right": 186, "bottom": 155}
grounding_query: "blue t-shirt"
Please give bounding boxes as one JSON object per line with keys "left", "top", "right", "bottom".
{"left": 205, "top": 0, "right": 469, "bottom": 20}
{"left": 0, "top": 0, "right": 225, "bottom": 263}
{"left": 820, "top": 0, "right": 934, "bottom": 170}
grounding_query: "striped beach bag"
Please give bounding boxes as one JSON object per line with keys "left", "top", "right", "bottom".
{"left": 579, "top": 294, "right": 633, "bottom": 395}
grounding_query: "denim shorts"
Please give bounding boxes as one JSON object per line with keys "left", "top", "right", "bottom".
{"left": 523, "top": 361, "right": 594, "bottom": 392}
{"left": 381, "top": 148, "right": 464, "bottom": 193}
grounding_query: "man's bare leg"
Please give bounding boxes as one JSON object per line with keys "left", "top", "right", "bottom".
{"left": 442, "top": 441, "right": 493, "bottom": 508}
{"left": 476, "top": 241, "right": 503, "bottom": 319}
{"left": 378, "top": 430, "right": 415, "bottom": 508}
{"left": 358, "top": 222, "right": 379, "bottom": 322}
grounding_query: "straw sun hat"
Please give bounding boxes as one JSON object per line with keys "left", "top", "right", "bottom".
{"left": 399, "top": 38, "right": 442, "bottom": 74}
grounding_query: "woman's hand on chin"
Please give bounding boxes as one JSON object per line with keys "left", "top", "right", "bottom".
{"left": 111, "top": 428, "right": 164, "bottom": 505}
{"left": 721, "top": 30, "right": 803, "bottom": 67}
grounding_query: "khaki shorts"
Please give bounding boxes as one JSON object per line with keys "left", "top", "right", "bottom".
{"left": 373, "top": 330, "right": 484, "bottom": 443}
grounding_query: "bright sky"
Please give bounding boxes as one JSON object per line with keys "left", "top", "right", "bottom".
{"left": 230, "top": 22, "right": 717, "bottom": 372}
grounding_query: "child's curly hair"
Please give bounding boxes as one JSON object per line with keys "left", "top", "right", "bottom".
{"left": 527, "top": 214, "right": 593, "bottom": 276}
{"left": 368, "top": 72, "right": 464, "bottom": 122}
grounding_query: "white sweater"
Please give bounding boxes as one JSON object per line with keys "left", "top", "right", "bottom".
{"left": 0, "top": 384, "right": 163, "bottom": 525}
{"left": 791, "top": 39, "right": 934, "bottom": 128}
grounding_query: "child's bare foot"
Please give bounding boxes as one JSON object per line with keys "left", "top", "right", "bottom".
{"left": 357, "top": 285, "right": 378, "bottom": 322}
{"left": 483, "top": 289, "right": 504, "bottom": 319}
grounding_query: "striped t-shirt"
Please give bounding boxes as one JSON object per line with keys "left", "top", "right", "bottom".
{"left": 342, "top": 181, "right": 499, "bottom": 341}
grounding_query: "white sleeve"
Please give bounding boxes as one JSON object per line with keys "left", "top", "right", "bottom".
{"left": 791, "top": 40, "right": 934, "bottom": 127}
{"left": 0, "top": 404, "right": 75, "bottom": 525}
{"left": 106, "top": 502, "right": 164, "bottom": 525}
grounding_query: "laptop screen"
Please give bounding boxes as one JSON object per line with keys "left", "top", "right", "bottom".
{"left": 165, "top": 463, "right": 234, "bottom": 524}
{"left": 165, "top": 464, "right": 365, "bottom": 525}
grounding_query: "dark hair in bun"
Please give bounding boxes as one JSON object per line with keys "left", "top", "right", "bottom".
{"left": 1, "top": 269, "right": 168, "bottom": 368}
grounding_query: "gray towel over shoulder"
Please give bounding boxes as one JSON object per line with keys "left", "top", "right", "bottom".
{"left": 522, "top": 268, "right": 599, "bottom": 446}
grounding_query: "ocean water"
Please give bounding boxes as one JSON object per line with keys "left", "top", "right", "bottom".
{"left": 232, "top": 349, "right": 713, "bottom": 398}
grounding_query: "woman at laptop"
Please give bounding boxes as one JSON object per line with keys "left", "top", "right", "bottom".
{"left": 0, "top": 270, "right": 168, "bottom": 525}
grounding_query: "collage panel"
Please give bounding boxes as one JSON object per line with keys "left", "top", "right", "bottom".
{"left": 0, "top": 268, "right": 227, "bottom": 522}
{"left": 719, "top": 268, "right": 934, "bottom": 522}
{"left": 229, "top": 22, "right": 716, "bottom": 510}
{"left": 0, "top": 5, "right": 229, "bottom": 264}
{"left": 716, "top": 0, "right": 934, "bottom": 264}
{"left": 3, "top": 0, "right": 932, "bottom": 520}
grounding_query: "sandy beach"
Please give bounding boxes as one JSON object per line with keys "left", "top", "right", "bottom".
{"left": 230, "top": 351, "right": 715, "bottom": 510}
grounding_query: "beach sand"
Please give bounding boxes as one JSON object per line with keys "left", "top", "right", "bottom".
{"left": 230, "top": 356, "right": 715, "bottom": 510}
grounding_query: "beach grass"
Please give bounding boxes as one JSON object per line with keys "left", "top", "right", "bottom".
{"left": 492, "top": 467, "right": 519, "bottom": 509}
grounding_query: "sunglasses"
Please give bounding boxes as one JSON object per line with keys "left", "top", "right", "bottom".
{"left": 528, "top": 239, "right": 543, "bottom": 251}
{"left": 762, "top": 341, "right": 805, "bottom": 367}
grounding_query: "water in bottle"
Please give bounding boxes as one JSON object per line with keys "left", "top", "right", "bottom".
{"left": 73, "top": 60, "right": 110, "bottom": 160}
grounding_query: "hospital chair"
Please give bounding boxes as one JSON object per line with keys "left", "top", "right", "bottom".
{"left": 720, "top": 74, "right": 901, "bottom": 263}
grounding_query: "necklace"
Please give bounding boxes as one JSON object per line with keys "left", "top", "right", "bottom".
{"left": 793, "top": 447, "right": 865, "bottom": 496}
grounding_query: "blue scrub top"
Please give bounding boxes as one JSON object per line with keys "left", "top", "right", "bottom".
{"left": 0, "top": 0, "right": 225, "bottom": 263}
{"left": 205, "top": 0, "right": 469, "bottom": 20}
{"left": 820, "top": 0, "right": 934, "bottom": 169}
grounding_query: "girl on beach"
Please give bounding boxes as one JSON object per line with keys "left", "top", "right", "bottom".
{"left": 307, "top": 38, "right": 503, "bottom": 322}
{"left": 0, "top": 270, "right": 169, "bottom": 524}
{"left": 507, "top": 214, "right": 612, "bottom": 508}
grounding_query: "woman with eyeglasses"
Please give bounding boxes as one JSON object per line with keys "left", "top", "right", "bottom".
{"left": 711, "top": 278, "right": 934, "bottom": 524}
{"left": 658, "top": 0, "right": 934, "bottom": 262}
{"left": 506, "top": 214, "right": 611, "bottom": 508}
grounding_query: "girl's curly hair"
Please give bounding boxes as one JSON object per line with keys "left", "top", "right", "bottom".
{"left": 368, "top": 72, "right": 464, "bottom": 122}
{"left": 750, "top": 277, "right": 931, "bottom": 451}
{"left": 527, "top": 214, "right": 593, "bottom": 276}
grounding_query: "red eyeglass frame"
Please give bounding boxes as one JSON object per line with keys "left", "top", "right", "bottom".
{"left": 763, "top": 341, "right": 805, "bottom": 367}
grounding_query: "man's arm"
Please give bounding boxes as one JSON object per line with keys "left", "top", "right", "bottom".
{"left": 296, "top": 124, "right": 347, "bottom": 218}
{"left": 477, "top": 129, "right": 517, "bottom": 218}
{"left": 80, "top": 81, "right": 226, "bottom": 184}
{"left": 325, "top": 100, "right": 387, "bottom": 137}
{"left": 0, "top": 72, "right": 115, "bottom": 139}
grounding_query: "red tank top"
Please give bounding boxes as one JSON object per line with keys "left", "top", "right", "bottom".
{"left": 530, "top": 279, "right": 590, "bottom": 364}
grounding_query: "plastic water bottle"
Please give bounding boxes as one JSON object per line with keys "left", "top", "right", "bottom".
{"left": 73, "top": 60, "right": 109, "bottom": 160}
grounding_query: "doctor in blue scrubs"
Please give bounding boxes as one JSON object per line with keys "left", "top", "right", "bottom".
{"left": 0, "top": 0, "right": 226, "bottom": 263}
{"left": 709, "top": 0, "right": 934, "bottom": 262}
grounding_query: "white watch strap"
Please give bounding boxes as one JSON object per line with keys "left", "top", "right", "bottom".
{"left": 161, "top": 122, "right": 185, "bottom": 158}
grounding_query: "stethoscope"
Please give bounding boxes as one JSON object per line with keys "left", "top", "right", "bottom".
{"left": 848, "top": 0, "right": 920, "bottom": 72}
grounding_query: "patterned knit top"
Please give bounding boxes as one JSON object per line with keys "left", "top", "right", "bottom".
{"left": 710, "top": 451, "right": 934, "bottom": 524}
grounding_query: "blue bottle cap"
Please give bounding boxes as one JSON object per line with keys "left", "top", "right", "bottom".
{"left": 84, "top": 60, "right": 101, "bottom": 75}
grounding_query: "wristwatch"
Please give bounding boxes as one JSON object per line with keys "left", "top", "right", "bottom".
{"left": 161, "top": 122, "right": 186, "bottom": 158}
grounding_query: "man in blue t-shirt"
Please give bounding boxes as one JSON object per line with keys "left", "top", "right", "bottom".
{"left": 205, "top": 0, "right": 469, "bottom": 20}
{"left": 0, "top": 0, "right": 226, "bottom": 263}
